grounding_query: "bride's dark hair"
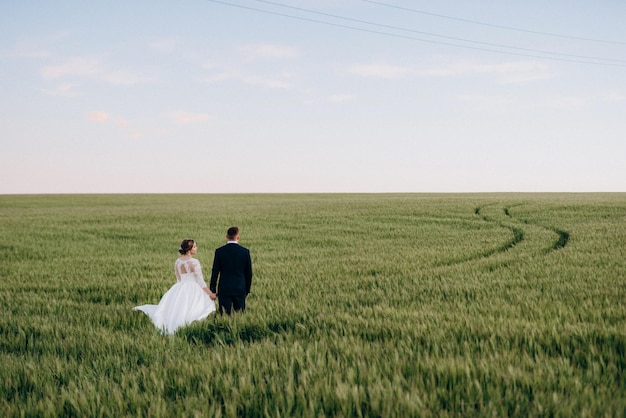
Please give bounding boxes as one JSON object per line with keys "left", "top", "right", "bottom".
{"left": 179, "top": 239, "right": 195, "bottom": 255}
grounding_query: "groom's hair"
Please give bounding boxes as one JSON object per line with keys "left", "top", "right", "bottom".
{"left": 227, "top": 226, "right": 239, "bottom": 239}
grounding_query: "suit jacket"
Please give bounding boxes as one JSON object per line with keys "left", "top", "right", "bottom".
{"left": 209, "top": 243, "right": 253, "bottom": 296}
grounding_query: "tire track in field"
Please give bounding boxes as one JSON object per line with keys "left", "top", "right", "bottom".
{"left": 502, "top": 204, "right": 570, "bottom": 252}
{"left": 438, "top": 203, "right": 569, "bottom": 267}
{"left": 436, "top": 204, "right": 523, "bottom": 267}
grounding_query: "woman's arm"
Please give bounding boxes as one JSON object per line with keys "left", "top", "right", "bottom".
{"left": 188, "top": 259, "right": 208, "bottom": 289}
{"left": 174, "top": 261, "right": 181, "bottom": 282}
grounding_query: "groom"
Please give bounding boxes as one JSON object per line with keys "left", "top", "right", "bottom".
{"left": 209, "top": 226, "right": 253, "bottom": 315}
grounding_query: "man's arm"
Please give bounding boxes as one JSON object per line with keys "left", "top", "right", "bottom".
{"left": 245, "top": 249, "right": 253, "bottom": 294}
{"left": 209, "top": 249, "right": 220, "bottom": 293}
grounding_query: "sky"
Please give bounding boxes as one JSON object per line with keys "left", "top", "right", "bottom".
{"left": 1, "top": 0, "right": 625, "bottom": 193}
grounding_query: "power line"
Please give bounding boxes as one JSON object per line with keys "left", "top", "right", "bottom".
{"left": 206, "top": 0, "right": 626, "bottom": 67}
{"left": 363, "top": 0, "right": 626, "bottom": 46}
{"left": 252, "top": 0, "right": 626, "bottom": 64}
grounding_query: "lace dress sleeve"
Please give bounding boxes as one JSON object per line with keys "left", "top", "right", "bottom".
{"left": 191, "top": 259, "right": 208, "bottom": 289}
{"left": 174, "top": 260, "right": 182, "bottom": 282}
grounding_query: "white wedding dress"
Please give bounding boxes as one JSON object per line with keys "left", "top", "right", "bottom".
{"left": 133, "top": 258, "right": 216, "bottom": 334}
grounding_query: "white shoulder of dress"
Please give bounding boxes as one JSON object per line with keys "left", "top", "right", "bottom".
{"left": 176, "top": 257, "right": 200, "bottom": 264}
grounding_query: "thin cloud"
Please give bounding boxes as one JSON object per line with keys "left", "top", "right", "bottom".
{"left": 538, "top": 96, "right": 588, "bottom": 110}
{"left": 197, "top": 43, "right": 297, "bottom": 89}
{"left": 127, "top": 132, "right": 143, "bottom": 140}
{"left": 86, "top": 112, "right": 145, "bottom": 139}
{"left": 114, "top": 119, "right": 130, "bottom": 128}
{"left": 41, "top": 56, "right": 101, "bottom": 80}
{"left": 328, "top": 94, "right": 355, "bottom": 103}
{"left": 40, "top": 55, "right": 153, "bottom": 85}
{"left": 12, "top": 43, "right": 51, "bottom": 59}
{"left": 87, "top": 111, "right": 110, "bottom": 123}
{"left": 149, "top": 38, "right": 179, "bottom": 53}
{"left": 204, "top": 71, "right": 290, "bottom": 89}
{"left": 239, "top": 43, "right": 299, "bottom": 59}
{"left": 347, "top": 63, "right": 412, "bottom": 79}
{"left": 347, "top": 60, "right": 552, "bottom": 83}
{"left": 10, "top": 32, "right": 70, "bottom": 59}
{"left": 603, "top": 90, "right": 626, "bottom": 102}
{"left": 418, "top": 61, "right": 554, "bottom": 84}
{"left": 42, "top": 82, "right": 80, "bottom": 98}
{"left": 167, "top": 111, "right": 213, "bottom": 124}
{"left": 457, "top": 94, "right": 518, "bottom": 113}
{"left": 478, "top": 61, "right": 553, "bottom": 84}
{"left": 242, "top": 74, "right": 290, "bottom": 89}
{"left": 458, "top": 92, "right": 588, "bottom": 113}
{"left": 103, "top": 70, "right": 154, "bottom": 86}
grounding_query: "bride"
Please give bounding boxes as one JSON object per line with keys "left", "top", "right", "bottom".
{"left": 134, "top": 239, "right": 216, "bottom": 334}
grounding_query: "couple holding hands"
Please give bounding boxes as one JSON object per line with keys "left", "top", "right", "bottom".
{"left": 134, "top": 227, "right": 253, "bottom": 334}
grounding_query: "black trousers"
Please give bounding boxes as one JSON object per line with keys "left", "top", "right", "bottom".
{"left": 218, "top": 295, "right": 246, "bottom": 315}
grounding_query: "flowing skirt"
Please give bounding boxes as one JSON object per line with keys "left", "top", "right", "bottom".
{"left": 134, "top": 280, "right": 216, "bottom": 334}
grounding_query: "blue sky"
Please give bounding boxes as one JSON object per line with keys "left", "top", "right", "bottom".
{"left": 2, "top": 0, "right": 625, "bottom": 193}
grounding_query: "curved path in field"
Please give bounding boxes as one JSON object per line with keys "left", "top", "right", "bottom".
{"left": 501, "top": 204, "right": 570, "bottom": 251}
{"left": 438, "top": 203, "right": 570, "bottom": 267}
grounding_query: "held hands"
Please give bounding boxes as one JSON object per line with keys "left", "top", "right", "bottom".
{"left": 203, "top": 287, "right": 217, "bottom": 300}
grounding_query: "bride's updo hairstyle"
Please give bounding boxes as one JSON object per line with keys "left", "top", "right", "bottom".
{"left": 179, "top": 239, "right": 195, "bottom": 255}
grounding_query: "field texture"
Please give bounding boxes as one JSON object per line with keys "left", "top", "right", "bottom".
{"left": 0, "top": 193, "right": 624, "bottom": 417}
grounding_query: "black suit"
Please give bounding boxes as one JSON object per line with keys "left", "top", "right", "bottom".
{"left": 209, "top": 242, "right": 253, "bottom": 315}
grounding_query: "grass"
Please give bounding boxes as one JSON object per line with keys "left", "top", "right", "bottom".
{"left": 0, "top": 193, "right": 624, "bottom": 417}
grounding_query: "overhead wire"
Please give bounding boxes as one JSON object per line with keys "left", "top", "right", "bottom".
{"left": 205, "top": 0, "right": 626, "bottom": 67}
{"left": 363, "top": 0, "right": 626, "bottom": 46}
{"left": 252, "top": 0, "right": 626, "bottom": 64}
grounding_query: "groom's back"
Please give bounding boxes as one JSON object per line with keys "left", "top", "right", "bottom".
{"left": 211, "top": 243, "right": 252, "bottom": 295}
{"left": 217, "top": 243, "right": 249, "bottom": 276}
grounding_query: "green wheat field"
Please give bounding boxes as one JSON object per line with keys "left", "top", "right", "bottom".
{"left": 1, "top": 193, "right": 624, "bottom": 417}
